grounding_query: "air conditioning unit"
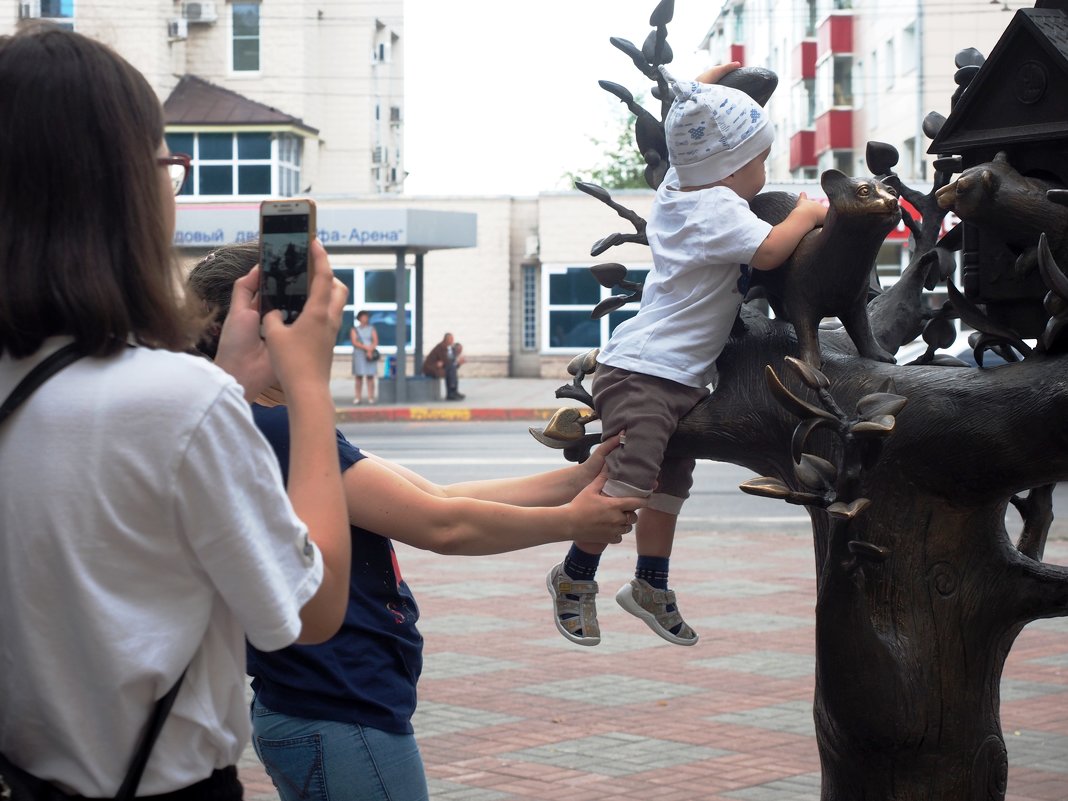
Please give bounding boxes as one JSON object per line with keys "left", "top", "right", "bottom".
{"left": 389, "top": 106, "right": 402, "bottom": 124}
{"left": 183, "top": 1, "right": 217, "bottom": 23}
{"left": 167, "top": 18, "right": 188, "bottom": 39}
{"left": 18, "top": 0, "right": 41, "bottom": 19}
{"left": 372, "top": 146, "right": 384, "bottom": 164}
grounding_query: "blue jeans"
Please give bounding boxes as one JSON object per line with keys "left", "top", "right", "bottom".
{"left": 251, "top": 697, "right": 429, "bottom": 801}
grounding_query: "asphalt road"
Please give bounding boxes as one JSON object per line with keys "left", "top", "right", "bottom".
{"left": 339, "top": 420, "right": 1068, "bottom": 540}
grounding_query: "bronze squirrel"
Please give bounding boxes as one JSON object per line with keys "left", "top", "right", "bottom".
{"left": 747, "top": 169, "right": 901, "bottom": 368}
{"left": 935, "top": 151, "right": 1068, "bottom": 277}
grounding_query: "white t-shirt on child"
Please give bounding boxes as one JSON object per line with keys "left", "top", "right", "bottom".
{"left": 599, "top": 166, "right": 773, "bottom": 389}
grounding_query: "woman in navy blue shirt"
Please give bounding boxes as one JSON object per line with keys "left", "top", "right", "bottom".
{"left": 188, "top": 243, "right": 641, "bottom": 801}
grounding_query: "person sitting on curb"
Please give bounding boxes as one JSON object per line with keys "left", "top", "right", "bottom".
{"left": 423, "top": 332, "right": 465, "bottom": 400}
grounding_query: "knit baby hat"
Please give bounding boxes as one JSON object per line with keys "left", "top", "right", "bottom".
{"left": 658, "top": 65, "right": 773, "bottom": 187}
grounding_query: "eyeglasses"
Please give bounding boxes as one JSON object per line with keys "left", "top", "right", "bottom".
{"left": 157, "top": 153, "right": 191, "bottom": 195}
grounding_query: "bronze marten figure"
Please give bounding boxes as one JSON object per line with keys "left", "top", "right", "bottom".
{"left": 748, "top": 169, "right": 901, "bottom": 368}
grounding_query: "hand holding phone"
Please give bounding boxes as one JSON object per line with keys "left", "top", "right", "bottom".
{"left": 259, "top": 199, "right": 317, "bottom": 324}
{"left": 262, "top": 239, "right": 349, "bottom": 392}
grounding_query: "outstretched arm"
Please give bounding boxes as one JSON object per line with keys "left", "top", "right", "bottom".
{"left": 362, "top": 436, "right": 620, "bottom": 506}
{"left": 750, "top": 193, "right": 827, "bottom": 271}
{"left": 343, "top": 452, "right": 641, "bottom": 555}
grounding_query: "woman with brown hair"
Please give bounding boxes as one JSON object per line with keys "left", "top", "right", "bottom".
{"left": 0, "top": 27, "right": 350, "bottom": 800}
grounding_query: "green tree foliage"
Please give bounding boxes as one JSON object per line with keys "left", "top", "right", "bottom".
{"left": 563, "top": 106, "right": 649, "bottom": 191}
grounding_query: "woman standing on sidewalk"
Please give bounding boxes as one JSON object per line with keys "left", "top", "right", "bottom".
{"left": 0, "top": 27, "right": 351, "bottom": 800}
{"left": 188, "top": 243, "right": 644, "bottom": 801}
{"left": 350, "top": 309, "right": 379, "bottom": 404}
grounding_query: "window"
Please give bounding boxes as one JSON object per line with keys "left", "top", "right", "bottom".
{"left": 833, "top": 56, "right": 853, "bottom": 106}
{"left": 332, "top": 267, "right": 416, "bottom": 351}
{"left": 868, "top": 50, "right": 879, "bottom": 128}
{"left": 884, "top": 38, "right": 896, "bottom": 90}
{"left": 875, "top": 241, "right": 907, "bottom": 283}
{"left": 804, "top": 0, "right": 817, "bottom": 37}
{"left": 854, "top": 60, "right": 864, "bottom": 110}
{"left": 732, "top": 4, "right": 745, "bottom": 41}
{"left": 41, "top": 0, "right": 74, "bottom": 29}
{"left": 901, "top": 136, "right": 926, "bottom": 181}
{"left": 543, "top": 265, "right": 649, "bottom": 351}
{"left": 164, "top": 131, "right": 302, "bottom": 198}
{"left": 522, "top": 264, "right": 538, "bottom": 350}
{"left": 833, "top": 150, "right": 853, "bottom": 174}
{"left": 900, "top": 23, "right": 918, "bottom": 75}
{"left": 277, "top": 133, "right": 302, "bottom": 196}
{"left": 232, "top": 2, "right": 260, "bottom": 72}
{"left": 547, "top": 267, "right": 600, "bottom": 349}
{"left": 818, "top": 54, "right": 853, "bottom": 112}
{"left": 372, "top": 21, "right": 392, "bottom": 64}
{"left": 793, "top": 78, "right": 816, "bottom": 129}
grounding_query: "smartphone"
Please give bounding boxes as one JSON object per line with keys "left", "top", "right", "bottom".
{"left": 259, "top": 198, "right": 317, "bottom": 324}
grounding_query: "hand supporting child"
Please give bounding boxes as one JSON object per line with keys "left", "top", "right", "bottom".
{"left": 561, "top": 467, "right": 643, "bottom": 545}
{"left": 694, "top": 60, "right": 741, "bottom": 85}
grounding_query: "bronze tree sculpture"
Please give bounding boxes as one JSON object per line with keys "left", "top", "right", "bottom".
{"left": 534, "top": 2, "right": 1068, "bottom": 798}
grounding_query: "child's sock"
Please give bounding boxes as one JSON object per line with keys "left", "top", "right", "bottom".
{"left": 635, "top": 555, "right": 670, "bottom": 589}
{"left": 636, "top": 556, "right": 684, "bottom": 635}
{"left": 563, "top": 544, "right": 601, "bottom": 582}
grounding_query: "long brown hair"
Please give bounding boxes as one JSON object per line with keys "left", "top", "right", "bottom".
{"left": 0, "top": 27, "right": 198, "bottom": 358}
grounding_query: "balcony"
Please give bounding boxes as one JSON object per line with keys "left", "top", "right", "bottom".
{"left": 817, "top": 13, "right": 853, "bottom": 57}
{"left": 815, "top": 109, "right": 853, "bottom": 154}
{"left": 790, "top": 130, "right": 817, "bottom": 171}
{"left": 794, "top": 41, "right": 817, "bottom": 81}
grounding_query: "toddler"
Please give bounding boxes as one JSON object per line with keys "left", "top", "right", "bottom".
{"left": 548, "top": 65, "right": 827, "bottom": 646}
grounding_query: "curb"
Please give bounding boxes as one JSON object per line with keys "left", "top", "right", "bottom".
{"left": 335, "top": 407, "right": 561, "bottom": 423}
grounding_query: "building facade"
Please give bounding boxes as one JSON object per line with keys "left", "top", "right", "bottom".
{"left": 695, "top": 0, "right": 1016, "bottom": 313}
{"left": 7, "top": 0, "right": 405, "bottom": 197}
{"left": 699, "top": 0, "right": 1017, "bottom": 183}
{"left": 3, "top": 2, "right": 1025, "bottom": 379}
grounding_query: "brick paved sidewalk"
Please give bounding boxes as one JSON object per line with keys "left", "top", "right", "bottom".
{"left": 240, "top": 530, "right": 1068, "bottom": 801}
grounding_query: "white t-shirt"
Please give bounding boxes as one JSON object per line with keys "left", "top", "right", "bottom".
{"left": 599, "top": 167, "right": 773, "bottom": 388}
{"left": 0, "top": 339, "right": 323, "bottom": 796}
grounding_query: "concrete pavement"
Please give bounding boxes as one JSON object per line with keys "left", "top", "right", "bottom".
{"left": 240, "top": 532, "right": 1068, "bottom": 801}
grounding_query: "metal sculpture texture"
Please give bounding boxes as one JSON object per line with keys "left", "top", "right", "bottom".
{"left": 533, "top": 2, "right": 1068, "bottom": 798}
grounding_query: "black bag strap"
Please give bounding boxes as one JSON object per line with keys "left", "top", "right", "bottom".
{"left": 0, "top": 342, "right": 85, "bottom": 425}
{"left": 113, "top": 669, "right": 187, "bottom": 801}
{"left": 1, "top": 343, "right": 188, "bottom": 800}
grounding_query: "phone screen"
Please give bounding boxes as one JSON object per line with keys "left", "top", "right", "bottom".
{"left": 260, "top": 210, "right": 311, "bottom": 323}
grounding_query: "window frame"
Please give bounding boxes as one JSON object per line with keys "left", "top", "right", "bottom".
{"left": 332, "top": 265, "right": 417, "bottom": 354}
{"left": 541, "top": 263, "right": 651, "bottom": 353}
{"left": 231, "top": 1, "right": 262, "bottom": 75}
{"left": 165, "top": 128, "right": 304, "bottom": 200}
{"left": 41, "top": 0, "right": 74, "bottom": 29}
{"left": 521, "top": 263, "right": 539, "bottom": 351}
